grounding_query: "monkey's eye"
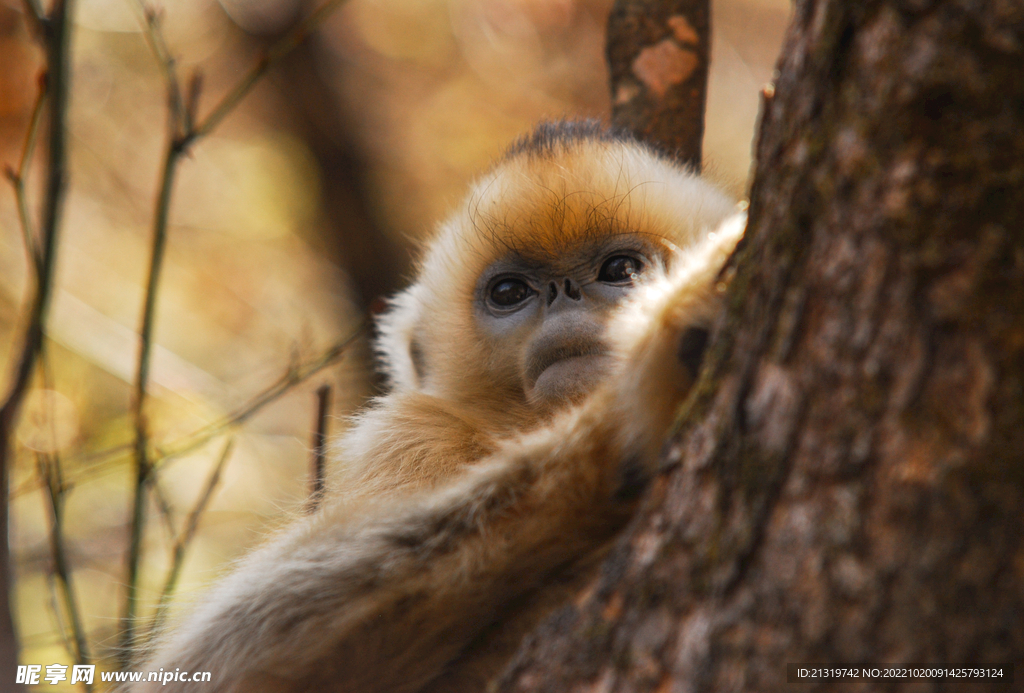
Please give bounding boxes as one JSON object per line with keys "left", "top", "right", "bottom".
{"left": 489, "top": 278, "right": 534, "bottom": 307}
{"left": 599, "top": 255, "right": 643, "bottom": 284}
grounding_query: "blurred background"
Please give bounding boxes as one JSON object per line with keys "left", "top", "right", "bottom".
{"left": 0, "top": 0, "right": 789, "bottom": 686}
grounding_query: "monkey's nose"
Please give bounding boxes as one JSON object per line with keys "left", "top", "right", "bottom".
{"left": 547, "top": 279, "right": 582, "bottom": 305}
{"left": 563, "top": 278, "right": 582, "bottom": 300}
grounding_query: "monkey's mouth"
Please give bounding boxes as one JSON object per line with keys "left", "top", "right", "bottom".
{"left": 526, "top": 344, "right": 612, "bottom": 405}
{"left": 527, "top": 342, "right": 609, "bottom": 383}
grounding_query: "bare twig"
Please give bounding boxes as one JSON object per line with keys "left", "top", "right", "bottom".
{"left": 120, "top": 0, "right": 351, "bottom": 661}
{"left": 152, "top": 330, "right": 362, "bottom": 467}
{"left": 121, "top": 139, "right": 180, "bottom": 665}
{"left": 122, "top": 9, "right": 188, "bottom": 651}
{"left": 10, "top": 327, "right": 365, "bottom": 499}
{"left": 0, "top": 0, "right": 76, "bottom": 681}
{"left": 4, "top": 83, "right": 47, "bottom": 274}
{"left": 44, "top": 573, "right": 74, "bottom": 664}
{"left": 149, "top": 478, "right": 178, "bottom": 540}
{"left": 190, "top": 0, "right": 348, "bottom": 142}
{"left": 36, "top": 453, "right": 93, "bottom": 690}
{"left": 118, "top": 330, "right": 362, "bottom": 661}
{"left": 35, "top": 355, "right": 92, "bottom": 685}
{"left": 185, "top": 71, "right": 203, "bottom": 130}
{"left": 133, "top": 4, "right": 189, "bottom": 135}
{"left": 308, "top": 385, "right": 331, "bottom": 513}
{"left": 121, "top": 330, "right": 359, "bottom": 656}
{"left": 150, "top": 439, "right": 233, "bottom": 637}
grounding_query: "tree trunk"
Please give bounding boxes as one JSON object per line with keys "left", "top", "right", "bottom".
{"left": 497, "top": 1, "right": 1024, "bottom": 690}
{"left": 274, "top": 38, "right": 412, "bottom": 315}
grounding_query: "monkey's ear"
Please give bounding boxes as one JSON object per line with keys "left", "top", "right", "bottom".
{"left": 375, "top": 284, "right": 426, "bottom": 391}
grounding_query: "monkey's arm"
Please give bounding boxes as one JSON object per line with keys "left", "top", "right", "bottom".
{"left": 331, "top": 391, "right": 507, "bottom": 502}
{"left": 130, "top": 216, "right": 744, "bottom": 693}
{"left": 133, "top": 405, "right": 642, "bottom": 693}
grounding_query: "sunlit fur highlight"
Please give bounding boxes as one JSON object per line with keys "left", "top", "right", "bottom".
{"left": 125, "top": 122, "right": 745, "bottom": 693}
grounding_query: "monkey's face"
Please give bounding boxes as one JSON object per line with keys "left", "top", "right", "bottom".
{"left": 376, "top": 130, "right": 738, "bottom": 419}
{"left": 474, "top": 238, "right": 657, "bottom": 408}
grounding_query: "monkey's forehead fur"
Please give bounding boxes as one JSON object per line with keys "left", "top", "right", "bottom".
{"left": 427, "top": 124, "right": 733, "bottom": 294}
{"left": 377, "top": 122, "right": 737, "bottom": 394}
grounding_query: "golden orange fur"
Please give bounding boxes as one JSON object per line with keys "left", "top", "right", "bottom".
{"left": 126, "top": 121, "right": 744, "bottom": 693}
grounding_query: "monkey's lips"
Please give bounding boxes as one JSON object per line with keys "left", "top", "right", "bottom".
{"left": 527, "top": 347, "right": 612, "bottom": 405}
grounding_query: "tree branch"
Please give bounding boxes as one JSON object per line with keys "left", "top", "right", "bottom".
{"left": 119, "top": 0, "right": 353, "bottom": 662}
{"left": 36, "top": 452, "right": 92, "bottom": 691}
{"left": 0, "top": 0, "right": 76, "bottom": 683}
{"left": 190, "top": 0, "right": 348, "bottom": 143}
{"left": 606, "top": 0, "right": 710, "bottom": 169}
{"left": 9, "top": 328, "right": 364, "bottom": 501}
{"left": 4, "top": 84, "right": 47, "bottom": 274}
{"left": 150, "top": 438, "right": 233, "bottom": 639}
{"left": 307, "top": 385, "right": 331, "bottom": 513}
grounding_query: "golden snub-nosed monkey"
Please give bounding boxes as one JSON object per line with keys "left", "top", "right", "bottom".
{"left": 127, "top": 120, "right": 746, "bottom": 693}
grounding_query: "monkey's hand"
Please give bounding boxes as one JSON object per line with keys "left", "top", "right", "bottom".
{"left": 126, "top": 213, "right": 745, "bottom": 693}
{"left": 598, "top": 210, "right": 746, "bottom": 476}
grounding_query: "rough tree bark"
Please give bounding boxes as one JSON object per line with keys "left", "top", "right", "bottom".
{"left": 497, "top": 1, "right": 1024, "bottom": 690}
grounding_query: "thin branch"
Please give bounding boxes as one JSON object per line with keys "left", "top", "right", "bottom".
{"left": 131, "top": 2, "right": 189, "bottom": 135}
{"left": 3, "top": 84, "right": 48, "bottom": 274}
{"left": 151, "top": 330, "right": 363, "bottom": 468}
{"left": 190, "top": 0, "right": 348, "bottom": 142}
{"left": 35, "top": 354, "right": 92, "bottom": 687}
{"left": 44, "top": 573, "right": 74, "bottom": 661}
{"left": 36, "top": 453, "right": 93, "bottom": 690}
{"left": 149, "top": 477, "right": 178, "bottom": 540}
{"left": 1, "top": 22, "right": 70, "bottom": 420}
{"left": 123, "top": 16, "right": 186, "bottom": 646}
{"left": 150, "top": 438, "right": 233, "bottom": 637}
{"left": 10, "top": 326, "right": 365, "bottom": 499}
{"left": 185, "top": 71, "right": 203, "bottom": 128}
{"left": 307, "top": 385, "right": 331, "bottom": 513}
{"left": 120, "top": 141, "right": 179, "bottom": 665}
{"left": 17, "top": 77, "right": 48, "bottom": 175}
{"left": 120, "top": 0, "right": 352, "bottom": 661}
{"left": 0, "top": 0, "right": 75, "bottom": 681}
{"left": 119, "top": 331, "right": 358, "bottom": 661}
